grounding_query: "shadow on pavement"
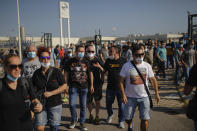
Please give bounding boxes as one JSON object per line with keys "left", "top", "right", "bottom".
{"left": 152, "top": 106, "right": 185, "bottom": 115}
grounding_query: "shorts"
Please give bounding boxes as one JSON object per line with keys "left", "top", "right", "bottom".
{"left": 34, "top": 104, "right": 62, "bottom": 126}
{"left": 125, "top": 97, "right": 150, "bottom": 120}
{"left": 87, "top": 86, "right": 102, "bottom": 104}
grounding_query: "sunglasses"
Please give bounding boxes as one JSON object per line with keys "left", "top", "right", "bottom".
{"left": 40, "top": 56, "right": 50, "bottom": 60}
{"left": 134, "top": 53, "right": 144, "bottom": 57}
{"left": 8, "top": 64, "right": 23, "bottom": 69}
{"left": 87, "top": 51, "right": 95, "bottom": 53}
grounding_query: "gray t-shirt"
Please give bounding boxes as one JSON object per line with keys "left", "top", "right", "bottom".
{"left": 23, "top": 58, "right": 41, "bottom": 78}
{"left": 182, "top": 49, "right": 195, "bottom": 67}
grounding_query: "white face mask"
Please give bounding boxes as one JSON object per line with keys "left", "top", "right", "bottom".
{"left": 88, "top": 53, "right": 95, "bottom": 58}
{"left": 135, "top": 57, "right": 143, "bottom": 63}
{"left": 109, "top": 55, "right": 114, "bottom": 60}
{"left": 41, "top": 62, "right": 50, "bottom": 68}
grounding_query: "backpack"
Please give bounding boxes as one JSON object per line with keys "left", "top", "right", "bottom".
{"left": 0, "top": 77, "right": 31, "bottom": 110}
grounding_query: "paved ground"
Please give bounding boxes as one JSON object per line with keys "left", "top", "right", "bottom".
{"left": 46, "top": 69, "right": 194, "bottom": 131}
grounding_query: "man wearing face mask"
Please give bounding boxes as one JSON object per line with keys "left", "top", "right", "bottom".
{"left": 104, "top": 46, "right": 127, "bottom": 128}
{"left": 156, "top": 42, "right": 167, "bottom": 80}
{"left": 23, "top": 45, "right": 41, "bottom": 79}
{"left": 120, "top": 44, "right": 160, "bottom": 131}
{"left": 181, "top": 40, "right": 196, "bottom": 82}
{"left": 84, "top": 45, "right": 104, "bottom": 125}
{"left": 64, "top": 45, "right": 94, "bottom": 131}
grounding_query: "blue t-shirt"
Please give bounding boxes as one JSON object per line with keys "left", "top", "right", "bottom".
{"left": 157, "top": 47, "right": 166, "bottom": 61}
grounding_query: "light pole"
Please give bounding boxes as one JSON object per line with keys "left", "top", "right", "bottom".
{"left": 17, "top": 0, "right": 22, "bottom": 59}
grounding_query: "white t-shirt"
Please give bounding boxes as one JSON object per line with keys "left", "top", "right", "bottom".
{"left": 120, "top": 61, "right": 154, "bottom": 98}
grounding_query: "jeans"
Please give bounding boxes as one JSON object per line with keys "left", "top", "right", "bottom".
{"left": 156, "top": 61, "right": 166, "bottom": 78}
{"left": 34, "top": 105, "right": 62, "bottom": 131}
{"left": 69, "top": 87, "right": 88, "bottom": 124}
{"left": 175, "top": 65, "right": 181, "bottom": 85}
{"left": 125, "top": 97, "right": 150, "bottom": 120}
{"left": 183, "top": 66, "right": 190, "bottom": 82}
{"left": 167, "top": 55, "right": 174, "bottom": 69}
{"left": 106, "top": 89, "right": 125, "bottom": 122}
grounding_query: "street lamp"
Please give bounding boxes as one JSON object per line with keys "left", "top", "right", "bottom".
{"left": 17, "top": 0, "right": 22, "bottom": 59}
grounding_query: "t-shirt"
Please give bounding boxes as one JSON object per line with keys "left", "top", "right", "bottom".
{"left": 64, "top": 57, "right": 91, "bottom": 88}
{"left": 0, "top": 77, "right": 36, "bottom": 131}
{"left": 166, "top": 43, "right": 175, "bottom": 56}
{"left": 156, "top": 47, "right": 167, "bottom": 61}
{"left": 120, "top": 61, "right": 154, "bottom": 98}
{"left": 23, "top": 58, "right": 41, "bottom": 79}
{"left": 84, "top": 56, "right": 104, "bottom": 87}
{"left": 182, "top": 49, "right": 195, "bottom": 67}
{"left": 104, "top": 57, "right": 126, "bottom": 90}
{"left": 32, "top": 67, "right": 65, "bottom": 109}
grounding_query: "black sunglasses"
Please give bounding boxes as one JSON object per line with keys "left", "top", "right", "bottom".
{"left": 134, "top": 53, "right": 144, "bottom": 57}
{"left": 87, "top": 51, "right": 95, "bottom": 53}
{"left": 8, "top": 64, "right": 23, "bottom": 69}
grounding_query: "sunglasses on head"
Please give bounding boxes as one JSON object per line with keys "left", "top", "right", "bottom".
{"left": 8, "top": 64, "right": 23, "bottom": 69}
{"left": 134, "top": 53, "right": 144, "bottom": 57}
{"left": 40, "top": 56, "right": 50, "bottom": 60}
{"left": 87, "top": 50, "right": 95, "bottom": 53}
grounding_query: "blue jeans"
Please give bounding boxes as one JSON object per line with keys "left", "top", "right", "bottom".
{"left": 183, "top": 66, "right": 190, "bottom": 82}
{"left": 69, "top": 87, "right": 88, "bottom": 124}
{"left": 106, "top": 89, "right": 125, "bottom": 122}
{"left": 125, "top": 97, "right": 150, "bottom": 120}
{"left": 35, "top": 105, "right": 62, "bottom": 131}
{"left": 175, "top": 65, "right": 181, "bottom": 85}
{"left": 167, "top": 55, "right": 174, "bottom": 69}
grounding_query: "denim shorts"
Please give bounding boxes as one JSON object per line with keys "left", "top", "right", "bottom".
{"left": 125, "top": 97, "right": 150, "bottom": 120}
{"left": 34, "top": 104, "right": 62, "bottom": 126}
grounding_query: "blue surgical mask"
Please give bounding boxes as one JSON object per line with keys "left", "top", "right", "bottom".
{"left": 27, "top": 51, "right": 36, "bottom": 58}
{"left": 7, "top": 74, "right": 20, "bottom": 82}
{"left": 78, "top": 52, "right": 84, "bottom": 58}
{"left": 68, "top": 53, "right": 72, "bottom": 57}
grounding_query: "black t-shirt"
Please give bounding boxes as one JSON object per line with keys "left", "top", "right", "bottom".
{"left": 64, "top": 57, "right": 91, "bottom": 88}
{"left": 84, "top": 56, "right": 104, "bottom": 86}
{"left": 32, "top": 67, "right": 65, "bottom": 109}
{"left": 104, "top": 57, "right": 127, "bottom": 90}
{"left": 0, "top": 77, "right": 36, "bottom": 131}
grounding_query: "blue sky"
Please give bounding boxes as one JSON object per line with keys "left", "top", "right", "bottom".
{"left": 0, "top": 0, "right": 197, "bottom": 37}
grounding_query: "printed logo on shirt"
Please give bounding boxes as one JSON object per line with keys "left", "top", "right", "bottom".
{"left": 129, "top": 67, "right": 147, "bottom": 85}
{"left": 70, "top": 62, "right": 88, "bottom": 84}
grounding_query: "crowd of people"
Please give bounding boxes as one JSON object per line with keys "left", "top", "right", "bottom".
{"left": 0, "top": 37, "right": 196, "bottom": 131}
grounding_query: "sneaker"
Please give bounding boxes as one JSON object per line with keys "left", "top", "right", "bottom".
{"left": 106, "top": 115, "right": 113, "bottom": 123}
{"left": 80, "top": 123, "right": 88, "bottom": 131}
{"left": 94, "top": 116, "right": 100, "bottom": 125}
{"left": 128, "top": 122, "right": 134, "bottom": 131}
{"left": 119, "top": 121, "right": 125, "bottom": 129}
{"left": 88, "top": 114, "right": 94, "bottom": 123}
{"left": 62, "top": 96, "right": 68, "bottom": 103}
{"left": 69, "top": 121, "right": 76, "bottom": 129}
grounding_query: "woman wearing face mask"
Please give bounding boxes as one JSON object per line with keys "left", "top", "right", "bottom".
{"left": 32, "top": 47, "right": 68, "bottom": 131}
{"left": 0, "top": 54, "right": 42, "bottom": 131}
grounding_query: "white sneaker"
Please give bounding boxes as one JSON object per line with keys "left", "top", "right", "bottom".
{"left": 119, "top": 121, "right": 125, "bottom": 128}
{"left": 69, "top": 121, "right": 76, "bottom": 129}
{"left": 106, "top": 115, "right": 113, "bottom": 123}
